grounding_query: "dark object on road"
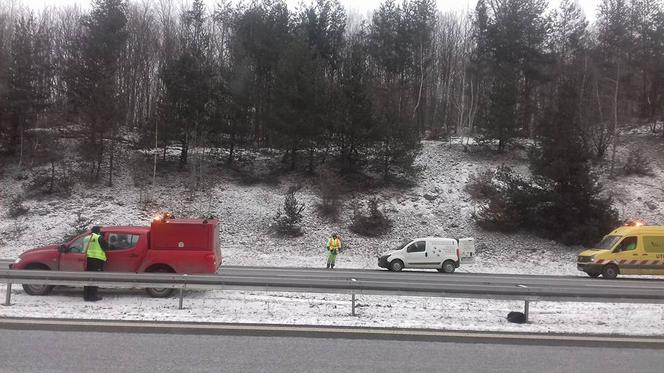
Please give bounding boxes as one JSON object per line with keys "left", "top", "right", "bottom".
{"left": 507, "top": 311, "right": 526, "bottom": 324}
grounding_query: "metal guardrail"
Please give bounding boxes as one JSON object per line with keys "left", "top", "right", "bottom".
{"left": 3, "top": 269, "right": 664, "bottom": 320}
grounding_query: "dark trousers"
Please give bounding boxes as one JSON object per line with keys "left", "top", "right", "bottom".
{"left": 83, "top": 257, "right": 105, "bottom": 300}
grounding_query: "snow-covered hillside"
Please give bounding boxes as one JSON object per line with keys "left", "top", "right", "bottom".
{"left": 1, "top": 126, "right": 663, "bottom": 335}
{"left": 2, "top": 126, "right": 663, "bottom": 273}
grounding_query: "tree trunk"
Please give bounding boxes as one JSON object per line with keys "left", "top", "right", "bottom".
{"left": 152, "top": 119, "right": 158, "bottom": 193}
{"left": 307, "top": 148, "right": 315, "bottom": 174}
{"left": 290, "top": 145, "right": 297, "bottom": 171}
{"left": 108, "top": 126, "right": 115, "bottom": 187}
{"left": 18, "top": 120, "right": 24, "bottom": 169}
{"left": 457, "top": 62, "right": 467, "bottom": 146}
{"left": 412, "top": 46, "right": 425, "bottom": 125}
{"left": 95, "top": 134, "right": 104, "bottom": 181}
{"left": 227, "top": 127, "right": 235, "bottom": 164}
{"left": 609, "top": 63, "right": 620, "bottom": 178}
{"left": 49, "top": 161, "right": 55, "bottom": 194}
{"left": 383, "top": 142, "right": 390, "bottom": 179}
{"left": 179, "top": 132, "right": 189, "bottom": 168}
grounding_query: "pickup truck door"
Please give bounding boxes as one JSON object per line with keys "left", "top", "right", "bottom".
{"left": 103, "top": 232, "right": 146, "bottom": 272}
{"left": 59, "top": 235, "right": 86, "bottom": 271}
{"left": 405, "top": 241, "right": 428, "bottom": 268}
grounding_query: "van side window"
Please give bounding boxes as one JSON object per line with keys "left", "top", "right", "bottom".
{"left": 615, "top": 236, "right": 638, "bottom": 252}
{"left": 407, "top": 241, "right": 426, "bottom": 253}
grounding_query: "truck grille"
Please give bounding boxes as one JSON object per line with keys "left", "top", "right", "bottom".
{"left": 577, "top": 256, "right": 592, "bottom": 263}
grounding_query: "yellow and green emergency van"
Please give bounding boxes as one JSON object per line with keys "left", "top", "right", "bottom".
{"left": 577, "top": 225, "right": 664, "bottom": 279}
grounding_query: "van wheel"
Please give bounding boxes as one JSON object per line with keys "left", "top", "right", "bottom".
{"left": 145, "top": 267, "right": 175, "bottom": 298}
{"left": 22, "top": 264, "right": 55, "bottom": 296}
{"left": 602, "top": 264, "right": 619, "bottom": 279}
{"left": 389, "top": 260, "right": 404, "bottom": 272}
{"left": 441, "top": 260, "right": 456, "bottom": 274}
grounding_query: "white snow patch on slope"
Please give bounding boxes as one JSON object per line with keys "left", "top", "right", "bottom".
{"left": 2, "top": 126, "right": 664, "bottom": 334}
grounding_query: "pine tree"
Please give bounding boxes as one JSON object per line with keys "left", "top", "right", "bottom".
{"left": 161, "top": 0, "right": 213, "bottom": 168}
{"left": 233, "top": 0, "right": 290, "bottom": 145}
{"left": 273, "top": 186, "right": 305, "bottom": 236}
{"left": 67, "top": 0, "right": 128, "bottom": 183}
{"left": 529, "top": 79, "right": 618, "bottom": 244}
{"left": 479, "top": 0, "right": 549, "bottom": 151}
{"left": 596, "top": 0, "right": 631, "bottom": 170}
{"left": 272, "top": 34, "right": 326, "bottom": 171}
{"left": 7, "top": 15, "right": 38, "bottom": 167}
{"left": 336, "top": 31, "right": 375, "bottom": 171}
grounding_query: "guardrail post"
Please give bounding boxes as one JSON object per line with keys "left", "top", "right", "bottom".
{"left": 3, "top": 282, "right": 11, "bottom": 306}
{"left": 350, "top": 278, "right": 357, "bottom": 316}
{"left": 524, "top": 300, "right": 529, "bottom": 323}
{"left": 351, "top": 293, "right": 356, "bottom": 316}
{"left": 178, "top": 274, "right": 187, "bottom": 310}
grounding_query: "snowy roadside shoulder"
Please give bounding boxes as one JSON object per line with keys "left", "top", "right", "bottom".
{"left": 1, "top": 284, "right": 662, "bottom": 336}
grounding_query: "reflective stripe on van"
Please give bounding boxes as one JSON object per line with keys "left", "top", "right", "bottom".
{"left": 596, "top": 259, "right": 664, "bottom": 267}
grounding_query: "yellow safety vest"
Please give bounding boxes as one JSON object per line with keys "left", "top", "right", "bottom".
{"left": 83, "top": 233, "right": 106, "bottom": 261}
{"left": 327, "top": 238, "right": 341, "bottom": 253}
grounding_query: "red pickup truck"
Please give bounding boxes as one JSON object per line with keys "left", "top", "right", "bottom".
{"left": 11, "top": 218, "right": 222, "bottom": 297}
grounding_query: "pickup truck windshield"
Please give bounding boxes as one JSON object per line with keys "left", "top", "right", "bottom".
{"left": 594, "top": 235, "right": 622, "bottom": 250}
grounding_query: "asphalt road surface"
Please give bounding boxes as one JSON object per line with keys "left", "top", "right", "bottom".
{"left": 215, "top": 266, "right": 664, "bottom": 302}
{"left": 0, "top": 327, "right": 662, "bottom": 373}
{"left": 4, "top": 262, "right": 664, "bottom": 303}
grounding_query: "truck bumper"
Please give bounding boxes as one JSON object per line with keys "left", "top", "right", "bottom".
{"left": 577, "top": 263, "right": 602, "bottom": 273}
{"left": 378, "top": 255, "right": 389, "bottom": 269}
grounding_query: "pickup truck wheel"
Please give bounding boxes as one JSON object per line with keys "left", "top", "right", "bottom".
{"left": 22, "top": 265, "right": 55, "bottom": 296}
{"left": 602, "top": 264, "right": 619, "bottom": 279}
{"left": 145, "top": 267, "right": 175, "bottom": 298}
{"left": 441, "top": 260, "right": 456, "bottom": 274}
{"left": 23, "top": 283, "right": 55, "bottom": 296}
{"left": 389, "top": 260, "right": 404, "bottom": 272}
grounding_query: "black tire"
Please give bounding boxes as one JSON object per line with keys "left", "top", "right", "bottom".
{"left": 441, "top": 260, "right": 456, "bottom": 274}
{"left": 22, "top": 264, "right": 55, "bottom": 296}
{"left": 602, "top": 264, "right": 619, "bottom": 279}
{"left": 389, "top": 260, "right": 404, "bottom": 272}
{"left": 145, "top": 267, "right": 175, "bottom": 298}
{"left": 586, "top": 272, "right": 601, "bottom": 278}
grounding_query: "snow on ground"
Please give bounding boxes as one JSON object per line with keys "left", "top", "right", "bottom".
{"left": 1, "top": 285, "right": 663, "bottom": 336}
{"left": 1, "top": 125, "right": 664, "bottom": 334}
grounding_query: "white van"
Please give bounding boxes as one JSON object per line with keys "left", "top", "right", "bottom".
{"left": 377, "top": 237, "right": 475, "bottom": 272}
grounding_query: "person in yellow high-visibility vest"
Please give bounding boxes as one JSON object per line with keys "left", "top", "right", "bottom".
{"left": 82, "top": 226, "right": 109, "bottom": 302}
{"left": 326, "top": 234, "right": 341, "bottom": 269}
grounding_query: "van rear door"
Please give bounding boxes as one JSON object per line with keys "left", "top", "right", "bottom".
{"left": 458, "top": 238, "right": 476, "bottom": 264}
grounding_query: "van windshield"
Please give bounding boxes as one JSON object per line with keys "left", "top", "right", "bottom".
{"left": 394, "top": 240, "right": 411, "bottom": 251}
{"left": 594, "top": 235, "right": 622, "bottom": 250}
